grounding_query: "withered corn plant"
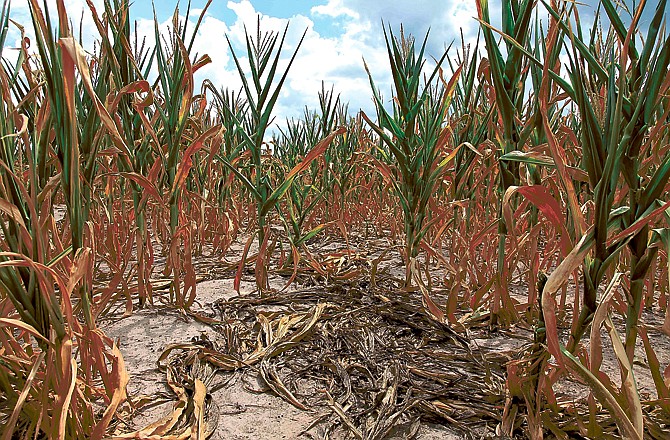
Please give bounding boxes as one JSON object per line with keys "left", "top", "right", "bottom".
{"left": 151, "top": 1, "right": 222, "bottom": 308}
{"left": 318, "top": 87, "right": 353, "bottom": 216}
{"left": 274, "top": 85, "right": 346, "bottom": 255}
{"left": 205, "top": 86, "right": 248, "bottom": 253}
{"left": 498, "top": 0, "right": 670, "bottom": 437}
{"left": 86, "top": 0, "right": 160, "bottom": 310}
{"left": 0, "top": 1, "right": 128, "bottom": 437}
{"left": 446, "top": 36, "right": 490, "bottom": 215}
{"left": 477, "top": 0, "right": 539, "bottom": 325}
{"left": 326, "top": 113, "right": 367, "bottom": 227}
{"left": 539, "top": 0, "right": 670, "bottom": 352}
{"left": 28, "top": 0, "right": 96, "bottom": 325}
{"left": 363, "top": 25, "right": 461, "bottom": 286}
{"left": 223, "top": 20, "right": 344, "bottom": 291}
{"left": 439, "top": 37, "right": 496, "bottom": 315}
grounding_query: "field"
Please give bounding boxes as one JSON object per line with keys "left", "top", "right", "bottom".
{"left": 1, "top": 0, "right": 670, "bottom": 439}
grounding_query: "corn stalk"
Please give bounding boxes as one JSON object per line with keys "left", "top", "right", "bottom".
{"left": 363, "top": 25, "right": 460, "bottom": 286}
{"left": 222, "top": 20, "right": 344, "bottom": 291}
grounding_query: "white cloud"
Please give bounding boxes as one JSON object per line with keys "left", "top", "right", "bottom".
{"left": 311, "top": 0, "right": 359, "bottom": 21}
{"left": 314, "top": 0, "right": 481, "bottom": 54}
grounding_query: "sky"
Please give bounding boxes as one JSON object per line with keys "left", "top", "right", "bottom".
{"left": 4, "top": 1, "right": 668, "bottom": 131}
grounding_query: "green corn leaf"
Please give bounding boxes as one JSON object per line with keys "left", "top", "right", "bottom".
{"left": 221, "top": 159, "right": 262, "bottom": 201}
{"left": 499, "top": 150, "right": 555, "bottom": 167}
{"left": 294, "top": 224, "right": 327, "bottom": 247}
{"left": 261, "top": 126, "right": 344, "bottom": 217}
{"left": 561, "top": 347, "right": 641, "bottom": 439}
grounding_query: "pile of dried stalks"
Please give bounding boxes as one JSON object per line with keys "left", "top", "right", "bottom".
{"left": 117, "top": 277, "right": 513, "bottom": 439}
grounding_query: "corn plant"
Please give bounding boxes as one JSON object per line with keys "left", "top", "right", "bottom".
{"left": 476, "top": 0, "right": 539, "bottom": 325}
{"left": 491, "top": 0, "right": 670, "bottom": 436}
{"left": 154, "top": 1, "right": 206, "bottom": 234}
{"left": 204, "top": 88, "right": 249, "bottom": 256}
{"left": 275, "top": 113, "right": 324, "bottom": 251}
{"left": 205, "top": 85, "right": 248, "bottom": 206}
{"left": 0, "top": 1, "right": 128, "bottom": 437}
{"left": 84, "top": 0, "right": 162, "bottom": 309}
{"left": 222, "top": 20, "right": 344, "bottom": 291}
{"left": 363, "top": 25, "right": 461, "bottom": 285}
{"left": 151, "top": 2, "right": 221, "bottom": 307}
{"left": 326, "top": 112, "right": 366, "bottom": 221}
{"left": 534, "top": 0, "right": 670, "bottom": 354}
{"left": 313, "top": 84, "right": 350, "bottom": 217}
{"left": 273, "top": 85, "right": 345, "bottom": 257}
{"left": 26, "top": 0, "right": 97, "bottom": 329}
{"left": 446, "top": 36, "right": 490, "bottom": 208}
{"left": 440, "top": 38, "right": 494, "bottom": 307}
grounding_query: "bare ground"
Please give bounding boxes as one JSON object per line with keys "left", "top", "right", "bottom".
{"left": 100, "top": 234, "right": 670, "bottom": 439}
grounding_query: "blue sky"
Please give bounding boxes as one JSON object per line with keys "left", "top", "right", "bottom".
{"left": 5, "top": 1, "right": 669, "bottom": 129}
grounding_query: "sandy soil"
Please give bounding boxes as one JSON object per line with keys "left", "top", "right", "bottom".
{"left": 100, "top": 234, "right": 670, "bottom": 439}
{"left": 102, "top": 275, "right": 466, "bottom": 439}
